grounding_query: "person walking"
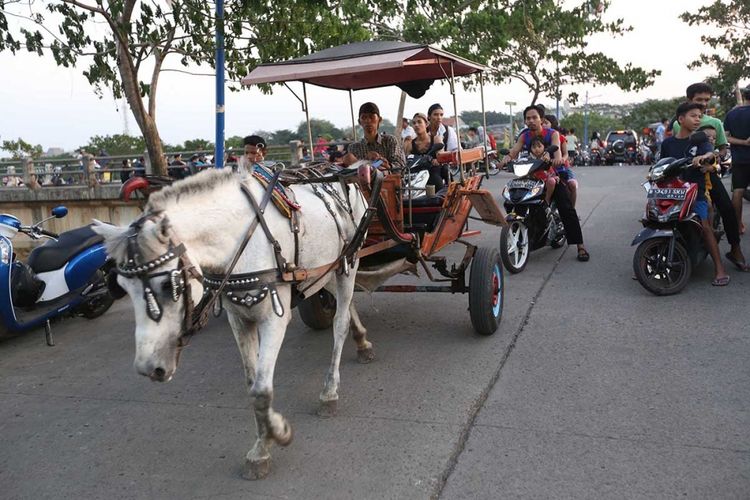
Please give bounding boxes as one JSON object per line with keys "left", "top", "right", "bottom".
{"left": 725, "top": 85, "right": 750, "bottom": 238}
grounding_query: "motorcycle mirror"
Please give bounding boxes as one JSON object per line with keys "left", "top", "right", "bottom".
{"left": 546, "top": 145, "right": 559, "bottom": 154}
{"left": 499, "top": 148, "right": 510, "bottom": 156}
{"left": 689, "top": 130, "right": 708, "bottom": 145}
{"left": 51, "top": 206, "right": 68, "bottom": 218}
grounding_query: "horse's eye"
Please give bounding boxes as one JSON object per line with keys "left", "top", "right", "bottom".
{"left": 160, "top": 279, "right": 172, "bottom": 293}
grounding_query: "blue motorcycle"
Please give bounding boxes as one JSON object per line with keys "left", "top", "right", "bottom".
{"left": 0, "top": 206, "right": 117, "bottom": 345}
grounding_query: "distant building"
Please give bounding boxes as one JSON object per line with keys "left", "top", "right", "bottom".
{"left": 43, "top": 147, "right": 66, "bottom": 157}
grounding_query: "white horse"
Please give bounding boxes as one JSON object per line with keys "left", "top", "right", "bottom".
{"left": 93, "top": 168, "right": 373, "bottom": 479}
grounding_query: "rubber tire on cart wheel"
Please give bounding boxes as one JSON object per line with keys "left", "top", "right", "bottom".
{"left": 298, "top": 289, "right": 336, "bottom": 330}
{"left": 469, "top": 246, "right": 504, "bottom": 336}
{"left": 633, "top": 238, "right": 691, "bottom": 296}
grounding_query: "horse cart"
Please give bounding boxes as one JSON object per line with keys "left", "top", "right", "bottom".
{"left": 241, "top": 41, "right": 508, "bottom": 335}
{"left": 108, "top": 41, "right": 509, "bottom": 479}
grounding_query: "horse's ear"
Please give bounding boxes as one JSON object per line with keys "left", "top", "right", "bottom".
{"left": 141, "top": 217, "right": 171, "bottom": 245}
{"left": 91, "top": 219, "right": 130, "bottom": 261}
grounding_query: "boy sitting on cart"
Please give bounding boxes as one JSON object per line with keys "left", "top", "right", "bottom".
{"left": 343, "top": 102, "right": 406, "bottom": 171}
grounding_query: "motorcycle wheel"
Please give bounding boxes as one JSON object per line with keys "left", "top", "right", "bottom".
{"left": 500, "top": 221, "right": 529, "bottom": 273}
{"left": 633, "top": 238, "right": 691, "bottom": 296}
{"left": 78, "top": 270, "right": 115, "bottom": 319}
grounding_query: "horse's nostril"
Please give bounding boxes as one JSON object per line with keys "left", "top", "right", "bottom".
{"left": 153, "top": 367, "right": 166, "bottom": 379}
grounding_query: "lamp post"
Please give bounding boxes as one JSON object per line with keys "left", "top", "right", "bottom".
{"left": 505, "top": 100, "right": 516, "bottom": 139}
{"left": 215, "top": 0, "right": 225, "bottom": 168}
{"left": 583, "top": 92, "right": 602, "bottom": 148}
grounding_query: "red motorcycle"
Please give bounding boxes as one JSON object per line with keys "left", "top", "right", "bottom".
{"left": 631, "top": 156, "right": 720, "bottom": 295}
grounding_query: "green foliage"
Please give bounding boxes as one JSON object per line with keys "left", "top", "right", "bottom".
{"left": 80, "top": 134, "right": 146, "bottom": 156}
{"left": 560, "top": 112, "right": 624, "bottom": 137}
{"left": 402, "top": 0, "right": 658, "bottom": 104}
{"left": 269, "top": 129, "right": 299, "bottom": 145}
{"left": 296, "top": 119, "right": 345, "bottom": 141}
{"left": 461, "top": 110, "right": 516, "bottom": 127}
{"left": 681, "top": 0, "right": 749, "bottom": 110}
{"left": 622, "top": 98, "right": 683, "bottom": 130}
{"left": 1, "top": 138, "right": 43, "bottom": 159}
{"left": 182, "top": 139, "right": 214, "bottom": 151}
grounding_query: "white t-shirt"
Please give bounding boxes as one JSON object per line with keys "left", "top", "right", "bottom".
{"left": 434, "top": 123, "right": 459, "bottom": 152}
{"left": 565, "top": 134, "right": 578, "bottom": 151}
{"left": 401, "top": 125, "right": 416, "bottom": 140}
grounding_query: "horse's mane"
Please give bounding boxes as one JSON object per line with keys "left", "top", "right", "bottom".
{"left": 146, "top": 168, "right": 244, "bottom": 212}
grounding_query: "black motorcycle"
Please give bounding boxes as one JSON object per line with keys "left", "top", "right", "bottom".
{"left": 500, "top": 147, "right": 566, "bottom": 273}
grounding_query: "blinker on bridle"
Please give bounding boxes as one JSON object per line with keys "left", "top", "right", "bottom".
{"left": 116, "top": 216, "right": 195, "bottom": 327}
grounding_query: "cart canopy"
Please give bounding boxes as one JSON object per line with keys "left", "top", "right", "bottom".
{"left": 241, "top": 41, "right": 485, "bottom": 97}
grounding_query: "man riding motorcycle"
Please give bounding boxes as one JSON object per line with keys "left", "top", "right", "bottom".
{"left": 501, "top": 105, "right": 590, "bottom": 262}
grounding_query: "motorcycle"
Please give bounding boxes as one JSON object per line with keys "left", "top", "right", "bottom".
{"left": 0, "top": 206, "right": 118, "bottom": 344}
{"left": 500, "top": 146, "right": 566, "bottom": 273}
{"left": 631, "top": 152, "right": 722, "bottom": 296}
{"left": 589, "top": 146, "right": 604, "bottom": 166}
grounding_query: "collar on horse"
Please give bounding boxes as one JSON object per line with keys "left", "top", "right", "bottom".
{"left": 116, "top": 170, "right": 282, "bottom": 346}
{"left": 116, "top": 164, "right": 384, "bottom": 345}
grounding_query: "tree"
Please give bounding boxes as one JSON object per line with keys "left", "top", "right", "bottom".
{"left": 461, "top": 110, "right": 515, "bottom": 127}
{"left": 81, "top": 134, "right": 146, "bottom": 156}
{"left": 0, "top": 1, "right": 381, "bottom": 174}
{"left": 681, "top": 1, "right": 749, "bottom": 110}
{"left": 560, "top": 112, "right": 624, "bottom": 138}
{"left": 622, "top": 98, "right": 683, "bottom": 130}
{"left": 1, "top": 138, "right": 43, "bottom": 159}
{"left": 269, "top": 129, "right": 299, "bottom": 145}
{"left": 402, "top": 0, "right": 658, "bottom": 105}
{"left": 296, "top": 119, "right": 344, "bottom": 141}
{"left": 182, "top": 139, "right": 214, "bottom": 152}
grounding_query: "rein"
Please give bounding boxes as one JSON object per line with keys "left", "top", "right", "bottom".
{"left": 117, "top": 165, "right": 383, "bottom": 345}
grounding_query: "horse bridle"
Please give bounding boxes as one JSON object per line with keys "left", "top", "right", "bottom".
{"left": 116, "top": 171, "right": 282, "bottom": 346}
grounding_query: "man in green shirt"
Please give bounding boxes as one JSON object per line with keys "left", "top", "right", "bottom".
{"left": 672, "top": 82, "right": 728, "bottom": 153}
{"left": 673, "top": 82, "right": 747, "bottom": 270}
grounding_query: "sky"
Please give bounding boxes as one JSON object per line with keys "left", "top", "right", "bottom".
{"left": 0, "top": 0, "right": 738, "bottom": 152}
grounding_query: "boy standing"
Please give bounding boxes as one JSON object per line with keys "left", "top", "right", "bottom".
{"left": 660, "top": 102, "right": 730, "bottom": 286}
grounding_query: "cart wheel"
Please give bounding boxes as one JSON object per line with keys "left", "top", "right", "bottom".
{"left": 469, "top": 246, "right": 504, "bottom": 336}
{"left": 298, "top": 289, "right": 336, "bottom": 330}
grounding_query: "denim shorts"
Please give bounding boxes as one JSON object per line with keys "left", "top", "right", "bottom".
{"left": 555, "top": 166, "right": 575, "bottom": 181}
{"left": 694, "top": 199, "right": 709, "bottom": 221}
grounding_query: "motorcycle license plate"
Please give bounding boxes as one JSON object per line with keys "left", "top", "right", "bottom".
{"left": 508, "top": 179, "right": 539, "bottom": 190}
{"left": 647, "top": 188, "right": 687, "bottom": 200}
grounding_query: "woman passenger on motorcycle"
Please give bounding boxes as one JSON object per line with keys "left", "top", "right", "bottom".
{"left": 404, "top": 112, "right": 448, "bottom": 189}
{"left": 543, "top": 115, "right": 579, "bottom": 208}
{"left": 501, "top": 105, "right": 590, "bottom": 261}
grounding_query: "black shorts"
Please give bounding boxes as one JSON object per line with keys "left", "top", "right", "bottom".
{"left": 731, "top": 161, "right": 750, "bottom": 190}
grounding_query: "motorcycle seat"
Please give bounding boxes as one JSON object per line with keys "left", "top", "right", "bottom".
{"left": 28, "top": 225, "right": 104, "bottom": 273}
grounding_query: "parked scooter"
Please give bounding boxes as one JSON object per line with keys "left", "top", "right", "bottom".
{"left": 500, "top": 146, "right": 566, "bottom": 273}
{"left": 0, "top": 207, "right": 118, "bottom": 344}
{"left": 631, "top": 150, "right": 721, "bottom": 295}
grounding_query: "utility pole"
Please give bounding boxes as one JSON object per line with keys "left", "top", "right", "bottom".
{"left": 505, "top": 101, "right": 516, "bottom": 139}
{"left": 583, "top": 91, "right": 589, "bottom": 148}
{"left": 215, "top": 0, "right": 225, "bottom": 168}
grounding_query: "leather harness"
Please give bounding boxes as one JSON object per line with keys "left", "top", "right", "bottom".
{"left": 116, "top": 165, "right": 383, "bottom": 345}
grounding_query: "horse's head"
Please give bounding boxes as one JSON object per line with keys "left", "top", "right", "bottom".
{"left": 92, "top": 217, "right": 205, "bottom": 382}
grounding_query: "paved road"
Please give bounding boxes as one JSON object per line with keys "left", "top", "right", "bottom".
{"left": 1, "top": 166, "right": 748, "bottom": 499}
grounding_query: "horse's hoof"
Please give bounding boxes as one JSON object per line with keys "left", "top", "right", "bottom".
{"left": 242, "top": 457, "right": 271, "bottom": 480}
{"left": 274, "top": 421, "right": 294, "bottom": 447}
{"left": 357, "top": 348, "right": 375, "bottom": 364}
{"left": 317, "top": 399, "right": 338, "bottom": 418}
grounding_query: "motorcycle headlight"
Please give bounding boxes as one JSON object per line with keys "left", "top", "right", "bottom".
{"left": 502, "top": 186, "right": 510, "bottom": 200}
{"left": 648, "top": 165, "right": 665, "bottom": 181}
{"left": 0, "top": 238, "right": 10, "bottom": 265}
{"left": 529, "top": 184, "right": 543, "bottom": 198}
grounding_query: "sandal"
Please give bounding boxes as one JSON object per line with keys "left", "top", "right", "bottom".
{"left": 577, "top": 248, "right": 590, "bottom": 262}
{"left": 711, "top": 275, "right": 730, "bottom": 287}
{"left": 725, "top": 252, "right": 750, "bottom": 272}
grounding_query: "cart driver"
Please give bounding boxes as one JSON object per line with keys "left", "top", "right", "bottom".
{"left": 343, "top": 102, "right": 406, "bottom": 171}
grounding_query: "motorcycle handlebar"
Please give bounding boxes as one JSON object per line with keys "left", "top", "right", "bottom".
{"left": 39, "top": 229, "right": 59, "bottom": 238}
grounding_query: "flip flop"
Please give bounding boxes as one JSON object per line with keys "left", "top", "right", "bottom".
{"left": 577, "top": 248, "right": 590, "bottom": 262}
{"left": 725, "top": 253, "right": 750, "bottom": 272}
{"left": 711, "top": 276, "right": 730, "bottom": 287}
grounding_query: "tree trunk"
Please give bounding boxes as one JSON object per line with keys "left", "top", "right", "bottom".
{"left": 114, "top": 31, "right": 167, "bottom": 175}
